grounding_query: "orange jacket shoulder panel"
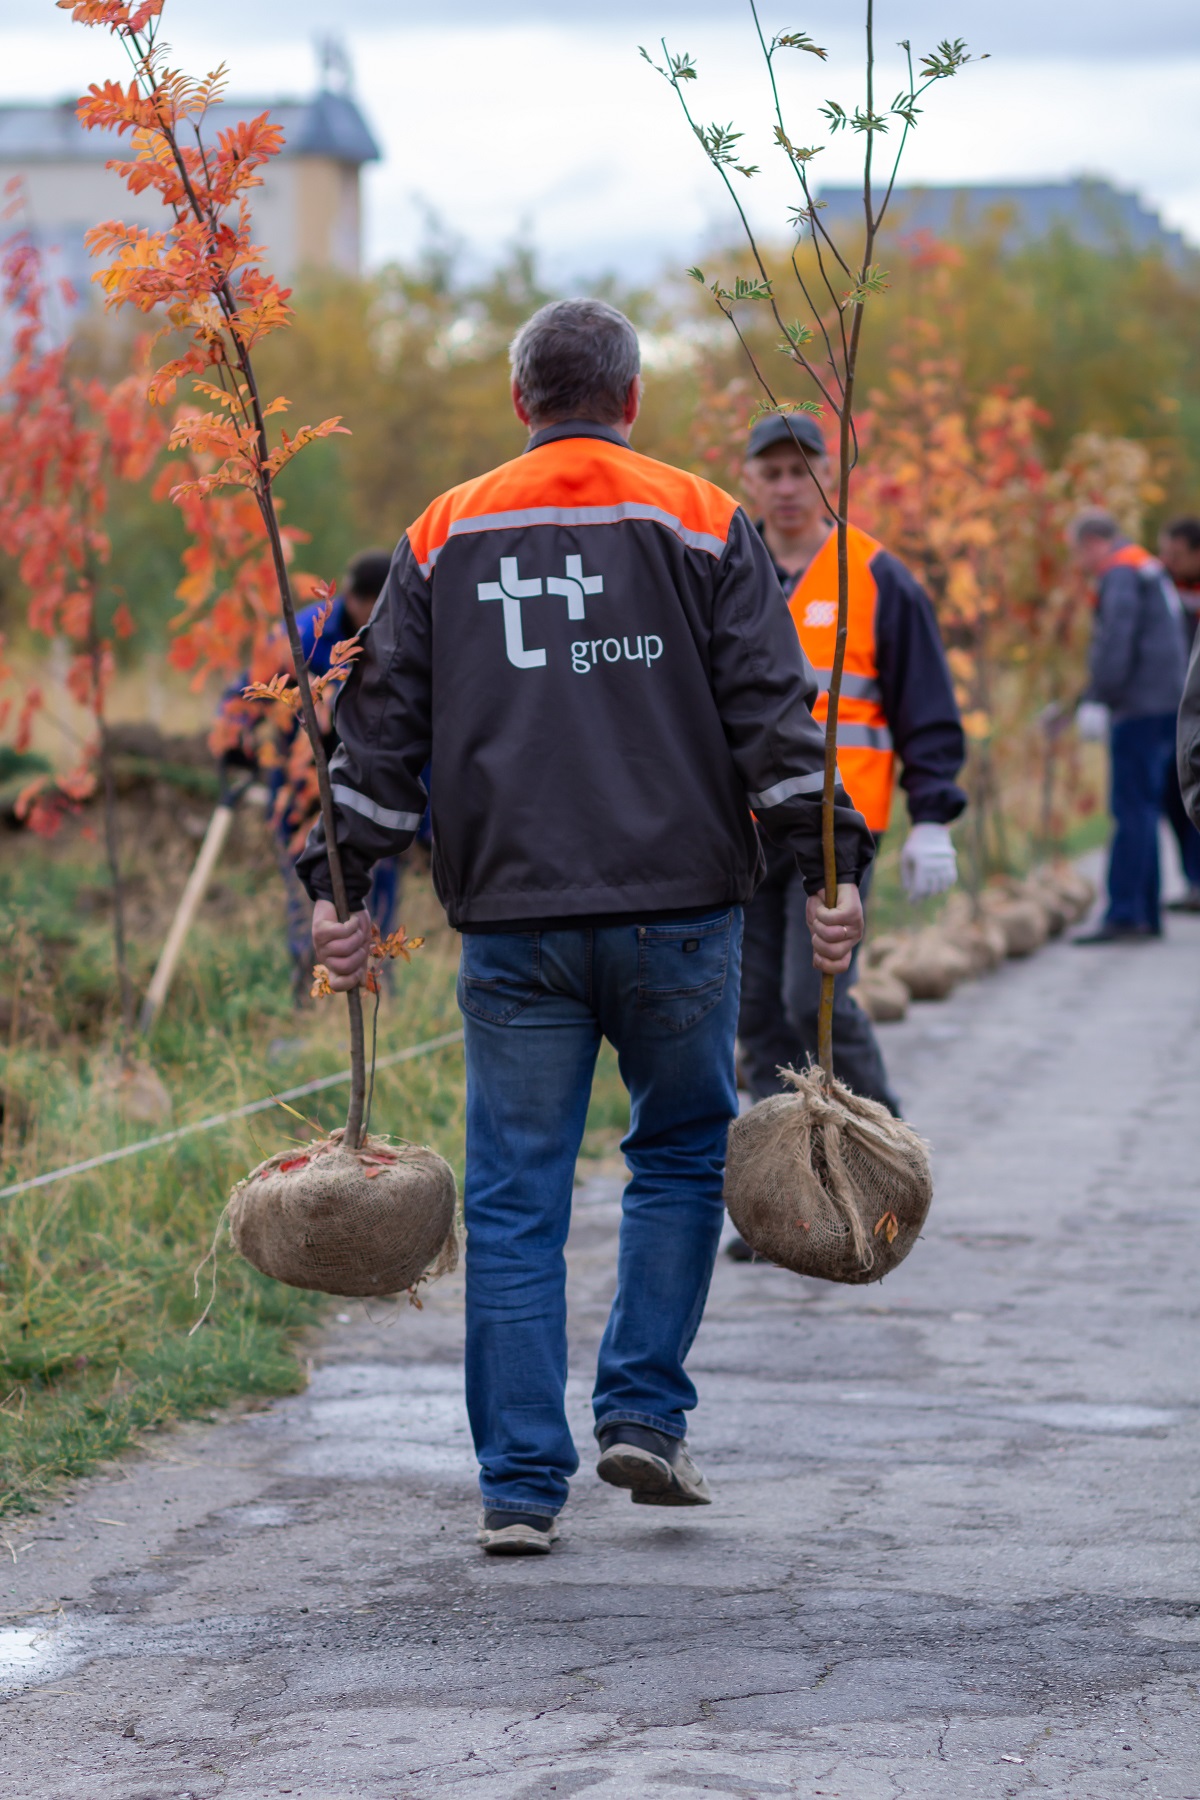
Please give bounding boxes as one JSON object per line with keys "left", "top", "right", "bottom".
{"left": 406, "top": 436, "right": 739, "bottom": 572}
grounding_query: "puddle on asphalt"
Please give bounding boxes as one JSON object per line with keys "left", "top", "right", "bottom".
{"left": 1006, "top": 1401, "right": 1179, "bottom": 1433}
{"left": 282, "top": 1362, "right": 476, "bottom": 1480}
{"left": 215, "top": 1504, "right": 296, "bottom": 1529}
{"left": 0, "top": 1621, "right": 75, "bottom": 1692}
{"left": 831, "top": 1390, "right": 1181, "bottom": 1434}
{"left": 1133, "top": 1615, "right": 1200, "bottom": 1643}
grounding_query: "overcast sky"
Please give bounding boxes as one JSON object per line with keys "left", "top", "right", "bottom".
{"left": 2, "top": 2, "right": 1198, "bottom": 279}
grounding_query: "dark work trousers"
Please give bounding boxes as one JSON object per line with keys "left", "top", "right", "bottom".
{"left": 737, "top": 838, "right": 900, "bottom": 1114}
{"left": 1163, "top": 756, "right": 1200, "bottom": 890}
{"left": 1106, "top": 714, "right": 1178, "bottom": 933}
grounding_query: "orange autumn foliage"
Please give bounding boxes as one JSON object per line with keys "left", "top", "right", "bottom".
{"left": 0, "top": 222, "right": 164, "bottom": 833}
{"left": 61, "top": 0, "right": 366, "bottom": 873}
{"left": 61, "top": 0, "right": 352, "bottom": 693}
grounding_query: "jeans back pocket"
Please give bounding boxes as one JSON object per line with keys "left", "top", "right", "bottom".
{"left": 458, "top": 933, "right": 542, "bottom": 1025}
{"left": 636, "top": 911, "right": 733, "bottom": 1033}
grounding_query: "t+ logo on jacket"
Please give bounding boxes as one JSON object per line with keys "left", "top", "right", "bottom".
{"left": 477, "top": 554, "right": 662, "bottom": 675}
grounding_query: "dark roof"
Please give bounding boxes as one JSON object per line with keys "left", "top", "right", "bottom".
{"left": 0, "top": 90, "right": 380, "bottom": 165}
{"left": 813, "top": 178, "right": 1191, "bottom": 261}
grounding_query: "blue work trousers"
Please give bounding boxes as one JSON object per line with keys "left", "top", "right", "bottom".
{"left": 457, "top": 910, "right": 742, "bottom": 1519}
{"left": 1106, "top": 713, "right": 1178, "bottom": 932}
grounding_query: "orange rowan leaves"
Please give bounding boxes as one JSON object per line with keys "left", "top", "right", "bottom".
{"left": 241, "top": 672, "right": 301, "bottom": 713}
{"left": 309, "top": 594, "right": 336, "bottom": 643}
{"left": 64, "top": 0, "right": 374, "bottom": 1120}
{"left": 370, "top": 925, "right": 426, "bottom": 964}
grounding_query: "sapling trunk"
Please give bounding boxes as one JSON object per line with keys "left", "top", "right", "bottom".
{"left": 254, "top": 482, "right": 368, "bottom": 1147}
{"left": 817, "top": 9, "right": 875, "bottom": 1081}
{"left": 656, "top": 1, "right": 975, "bottom": 1084}
{"left": 97, "top": 715, "right": 135, "bottom": 1060}
{"left": 74, "top": 11, "right": 371, "bottom": 1148}
{"left": 191, "top": 225, "right": 367, "bottom": 1143}
{"left": 84, "top": 579, "right": 135, "bottom": 1065}
{"left": 817, "top": 360, "right": 857, "bottom": 1078}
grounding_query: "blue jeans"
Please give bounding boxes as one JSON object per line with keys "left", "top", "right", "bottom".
{"left": 1107, "top": 714, "right": 1178, "bottom": 932}
{"left": 457, "top": 910, "right": 743, "bottom": 1518}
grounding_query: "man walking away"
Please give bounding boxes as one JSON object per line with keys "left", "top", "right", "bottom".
{"left": 734, "top": 414, "right": 966, "bottom": 1119}
{"left": 1070, "top": 510, "right": 1188, "bottom": 943}
{"left": 297, "top": 300, "right": 873, "bottom": 1555}
{"left": 1157, "top": 517, "right": 1200, "bottom": 909}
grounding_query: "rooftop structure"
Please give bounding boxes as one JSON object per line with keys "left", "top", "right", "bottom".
{"left": 813, "top": 178, "right": 1191, "bottom": 262}
{"left": 0, "top": 82, "right": 381, "bottom": 297}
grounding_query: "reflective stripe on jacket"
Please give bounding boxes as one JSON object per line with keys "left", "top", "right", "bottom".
{"left": 298, "top": 421, "right": 876, "bottom": 924}
{"left": 786, "top": 523, "right": 896, "bottom": 831}
{"left": 769, "top": 523, "right": 966, "bottom": 831}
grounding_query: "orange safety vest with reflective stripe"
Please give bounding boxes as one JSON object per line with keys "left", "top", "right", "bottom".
{"left": 786, "top": 523, "right": 895, "bottom": 832}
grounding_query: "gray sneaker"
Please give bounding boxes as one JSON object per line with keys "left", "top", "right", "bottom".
{"left": 477, "top": 1509, "right": 560, "bottom": 1555}
{"left": 596, "top": 1424, "right": 712, "bottom": 1506}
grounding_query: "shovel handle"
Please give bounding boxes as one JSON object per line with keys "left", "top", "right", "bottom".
{"left": 138, "top": 803, "right": 234, "bottom": 1036}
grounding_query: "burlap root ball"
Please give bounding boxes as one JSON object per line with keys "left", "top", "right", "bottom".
{"left": 853, "top": 967, "right": 910, "bottom": 1022}
{"left": 980, "top": 889, "right": 1048, "bottom": 957}
{"left": 941, "top": 893, "right": 1008, "bottom": 974}
{"left": 885, "top": 929, "right": 973, "bottom": 1000}
{"left": 724, "top": 1065, "right": 933, "bottom": 1284}
{"left": 228, "top": 1129, "right": 458, "bottom": 1298}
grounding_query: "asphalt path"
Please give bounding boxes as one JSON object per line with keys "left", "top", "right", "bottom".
{"left": 2, "top": 884, "right": 1199, "bottom": 1798}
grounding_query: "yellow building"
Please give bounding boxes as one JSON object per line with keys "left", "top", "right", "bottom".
{"left": 0, "top": 84, "right": 380, "bottom": 296}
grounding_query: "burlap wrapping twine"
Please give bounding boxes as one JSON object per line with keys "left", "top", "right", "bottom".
{"left": 227, "top": 1129, "right": 458, "bottom": 1299}
{"left": 724, "top": 1066, "right": 933, "bottom": 1284}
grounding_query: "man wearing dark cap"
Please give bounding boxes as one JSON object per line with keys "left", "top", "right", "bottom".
{"left": 733, "top": 414, "right": 966, "bottom": 1131}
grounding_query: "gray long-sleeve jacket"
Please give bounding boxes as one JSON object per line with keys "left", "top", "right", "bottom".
{"left": 297, "top": 421, "right": 875, "bottom": 928}
{"left": 1085, "top": 548, "right": 1187, "bottom": 722}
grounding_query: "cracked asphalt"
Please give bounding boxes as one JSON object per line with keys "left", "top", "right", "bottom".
{"left": 2, "top": 887, "right": 1199, "bottom": 1798}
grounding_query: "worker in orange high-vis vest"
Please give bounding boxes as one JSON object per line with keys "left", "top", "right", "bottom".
{"left": 733, "top": 413, "right": 966, "bottom": 1137}
{"left": 1069, "top": 509, "right": 1188, "bottom": 942}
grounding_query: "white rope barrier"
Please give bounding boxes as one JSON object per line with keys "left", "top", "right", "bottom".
{"left": 0, "top": 1028, "right": 465, "bottom": 1201}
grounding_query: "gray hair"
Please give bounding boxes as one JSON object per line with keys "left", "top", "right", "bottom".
{"left": 509, "top": 299, "right": 641, "bottom": 427}
{"left": 1070, "top": 507, "right": 1119, "bottom": 544}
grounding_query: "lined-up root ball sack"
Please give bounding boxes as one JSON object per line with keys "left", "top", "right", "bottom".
{"left": 724, "top": 1066, "right": 933, "bottom": 1284}
{"left": 885, "top": 929, "right": 973, "bottom": 1001}
{"left": 853, "top": 967, "right": 910, "bottom": 1022}
{"left": 228, "top": 1130, "right": 458, "bottom": 1298}
{"left": 980, "top": 890, "right": 1048, "bottom": 958}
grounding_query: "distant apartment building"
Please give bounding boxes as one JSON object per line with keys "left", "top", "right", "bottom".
{"left": 815, "top": 178, "right": 1191, "bottom": 261}
{"left": 0, "top": 78, "right": 380, "bottom": 298}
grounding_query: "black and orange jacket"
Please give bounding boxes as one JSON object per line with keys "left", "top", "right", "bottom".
{"left": 768, "top": 523, "right": 966, "bottom": 834}
{"left": 297, "top": 421, "right": 874, "bottom": 927}
{"left": 1085, "top": 541, "right": 1187, "bottom": 722}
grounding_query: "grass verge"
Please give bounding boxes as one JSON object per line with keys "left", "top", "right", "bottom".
{"left": 0, "top": 798, "right": 629, "bottom": 1515}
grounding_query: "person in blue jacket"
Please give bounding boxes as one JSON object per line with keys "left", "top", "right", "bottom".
{"left": 219, "top": 549, "right": 406, "bottom": 999}
{"left": 1070, "top": 510, "right": 1188, "bottom": 943}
